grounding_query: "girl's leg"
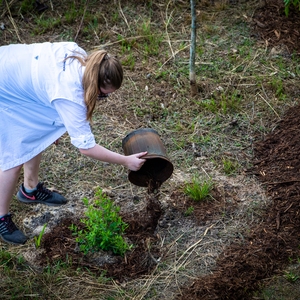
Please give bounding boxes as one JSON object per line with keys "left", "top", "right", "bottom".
{"left": 17, "top": 153, "right": 67, "bottom": 206}
{"left": 0, "top": 165, "right": 27, "bottom": 245}
{"left": 0, "top": 165, "right": 22, "bottom": 216}
{"left": 23, "top": 153, "right": 42, "bottom": 190}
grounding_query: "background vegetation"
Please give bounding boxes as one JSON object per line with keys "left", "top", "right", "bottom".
{"left": 1, "top": 0, "right": 300, "bottom": 299}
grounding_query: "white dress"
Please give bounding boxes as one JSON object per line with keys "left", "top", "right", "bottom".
{"left": 0, "top": 42, "right": 96, "bottom": 171}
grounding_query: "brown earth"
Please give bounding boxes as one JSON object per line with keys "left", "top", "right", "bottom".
{"left": 251, "top": 0, "right": 300, "bottom": 55}
{"left": 22, "top": 0, "right": 300, "bottom": 298}
{"left": 177, "top": 1, "right": 300, "bottom": 299}
{"left": 177, "top": 104, "right": 300, "bottom": 299}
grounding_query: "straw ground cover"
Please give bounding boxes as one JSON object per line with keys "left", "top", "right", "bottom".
{"left": 1, "top": 0, "right": 300, "bottom": 299}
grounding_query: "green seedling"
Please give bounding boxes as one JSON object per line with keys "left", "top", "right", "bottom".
{"left": 284, "top": 271, "right": 299, "bottom": 282}
{"left": 0, "top": 249, "right": 12, "bottom": 268}
{"left": 222, "top": 157, "right": 240, "bottom": 175}
{"left": 122, "top": 52, "right": 135, "bottom": 70}
{"left": 138, "top": 19, "right": 163, "bottom": 57}
{"left": 184, "top": 177, "right": 214, "bottom": 202}
{"left": 284, "top": 0, "right": 300, "bottom": 16}
{"left": 71, "top": 188, "right": 131, "bottom": 256}
{"left": 184, "top": 206, "right": 194, "bottom": 216}
{"left": 34, "top": 223, "right": 47, "bottom": 248}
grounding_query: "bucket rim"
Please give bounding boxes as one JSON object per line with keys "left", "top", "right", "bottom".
{"left": 141, "top": 153, "right": 172, "bottom": 161}
{"left": 122, "top": 128, "right": 160, "bottom": 146}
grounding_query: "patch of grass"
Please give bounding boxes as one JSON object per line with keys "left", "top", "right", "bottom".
{"left": 184, "top": 206, "right": 194, "bottom": 216}
{"left": 119, "top": 35, "right": 136, "bottom": 54}
{"left": 0, "top": 248, "right": 26, "bottom": 272}
{"left": 122, "top": 52, "right": 135, "bottom": 70}
{"left": 184, "top": 177, "right": 214, "bottom": 202}
{"left": 33, "top": 15, "right": 61, "bottom": 34}
{"left": 137, "top": 19, "right": 163, "bottom": 58}
{"left": 269, "top": 77, "right": 287, "bottom": 100}
{"left": 220, "top": 91, "right": 243, "bottom": 114}
{"left": 222, "top": 157, "right": 240, "bottom": 175}
{"left": 284, "top": 270, "right": 299, "bottom": 282}
{"left": 20, "top": 0, "right": 35, "bottom": 14}
{"left": 64, "top": 3, "right": 80, "bottom": 24}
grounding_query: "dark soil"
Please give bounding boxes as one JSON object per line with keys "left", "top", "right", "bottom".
{"left": 37, "top": 0, "right": 300, "bottom": 298}
{"left": 177, "top": 105, "right": 300, "bottom": 300}
{"left": 175, "top": 2, "right": 300, "bottom": 299}
{"left": 40, "top": 193, "right": 164, "bottom": 281}
{"left": 251, "top": 0, "right": 300, "bottom": 54}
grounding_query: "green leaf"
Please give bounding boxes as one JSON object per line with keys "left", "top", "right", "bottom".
{"left": 70, "top": 188, "right": 131, "bottom": 256}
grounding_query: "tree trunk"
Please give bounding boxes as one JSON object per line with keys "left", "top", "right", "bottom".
{"left": 190, "top": 0, "right": 198, "bottom": 96}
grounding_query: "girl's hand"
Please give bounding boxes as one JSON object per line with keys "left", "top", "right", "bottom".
{"left": 126, "top": 151, "right": 147, "bottom": 171}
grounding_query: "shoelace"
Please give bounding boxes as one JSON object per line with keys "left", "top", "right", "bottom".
{"left": 2, "top": 215, "right": 18, "bottom": 233}
{"left": 36, "top": 182, "right": 52, "bottom": 195}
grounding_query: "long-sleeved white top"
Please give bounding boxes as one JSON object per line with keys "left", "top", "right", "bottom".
{"left": 0, "top": 42, "right": 96, "bottom": 171}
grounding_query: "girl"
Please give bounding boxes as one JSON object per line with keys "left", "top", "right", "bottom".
{"left": 0, "top": 42, "right": 146, "bottom": 245}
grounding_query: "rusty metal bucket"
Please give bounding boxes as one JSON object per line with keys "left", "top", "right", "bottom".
{"left": 122, "top": 128, "right": 174, "bottom": 187}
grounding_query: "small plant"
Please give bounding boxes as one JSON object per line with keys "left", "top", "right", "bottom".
{"left": 220, "top": 91, "right": 242, "bottom": 114}
{"left": 184, "top": 206, "right": 194, "bottom": 216}
{"left": 184, "top": 176, "right": 214, "bottom": 201}
{"left": 0, "top": 249, "right": 12, "bottom": 267}
{"left": 222, "top": 157, "right": 240, "bottom": 175}
{"left": 71, "top": 188, "right": 131, "bottom": 256}
{"left": 20, "top": 0, "right": 35, "bottom": 14}
{"left": 122, "top": 52, "right": 135, "bottom": 70}
{"left": 284, "top": 0, "right": 300, "bottom": 16}
{"left": 34, "top": 223, "right": 47, "bottom": 248}
{"left": 284, "top": 271, "right": 299, "bottom": 282}
{"left": 138, "top": 19, "right": 162, "bottom": 57}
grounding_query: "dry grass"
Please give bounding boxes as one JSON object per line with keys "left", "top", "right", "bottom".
{"left": 1, "top": 0, "right": 300, "bottom": 299}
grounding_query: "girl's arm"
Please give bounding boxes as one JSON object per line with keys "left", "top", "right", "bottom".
{"left": 80, "top": 145, "right": 147, "bottom": 171}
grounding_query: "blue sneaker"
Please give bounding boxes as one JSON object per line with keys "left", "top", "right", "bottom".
{"left": 17, "top": 182, "right": 67, "bottom": 206}
{"left": 0, "top": 214, "right": 27, "bottom": 245}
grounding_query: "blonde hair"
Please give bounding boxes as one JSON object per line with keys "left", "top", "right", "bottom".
{"left": 66, "top": 49, "right": 123, "bottom": 121}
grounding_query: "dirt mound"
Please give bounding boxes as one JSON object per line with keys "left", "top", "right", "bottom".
{"left": 40, "top": 101, "right": 300, "bottom": 296}
{"left": 172, "top": 3, "right": 300, "bottom": 298}
{"left": 39, "top": 193, "right": 163, "bottom": 281}
{"left": 176, "top": 104, "right": 300, "bottom": 299}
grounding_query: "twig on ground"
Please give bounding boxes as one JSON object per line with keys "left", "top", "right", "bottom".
{"left": 118, "top": 0, "right": 131, "bottom": 33}
{"left": 257, "top": 89, "right": 281, "bottom": 119}
{"left": 159, "top": 44, "right": 190, "bottom": 70}
{"left": 74, "top": 1, "right": 88, "bottom": 42}
{"left": 3, "top": 0, "right": 22, "bottom": 42}
{"left": 173, "top": 223, "right": 216, "bottom": 272}
{"left": 164, "top": 0, "right": 175, "bottom": 60}
{"left": 1, "top": 0, "right": 17, "bottom": 18}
